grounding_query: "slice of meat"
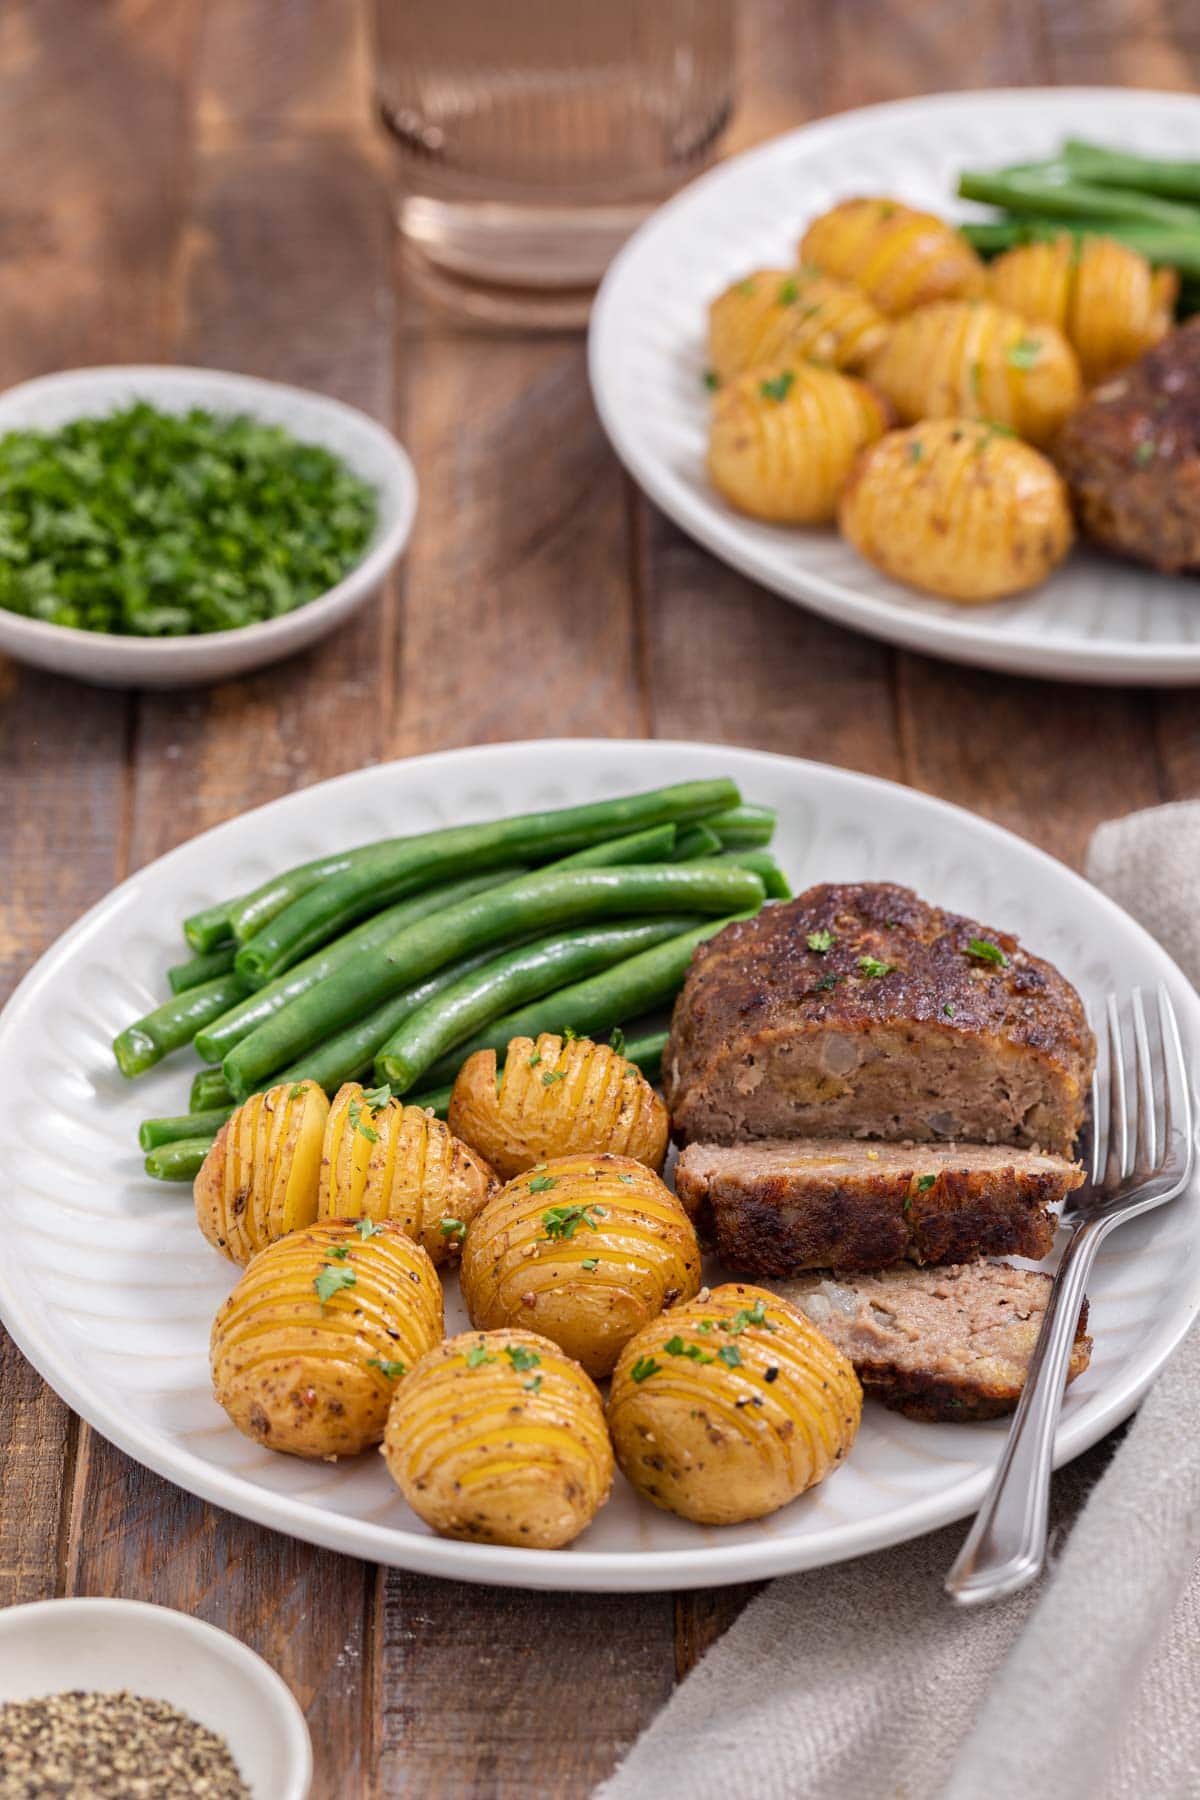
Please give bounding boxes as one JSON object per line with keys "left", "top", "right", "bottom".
{"left": 774, "top": 1261, "right": 1091, "bottom": 1422}
{"left": 675, "top": 1138, "right": 1082, "bottom": 1275}
{"left": 1054, "top": 316, "right": 1200, "bottom": 573}
{"left": 664, "top": 882, "right": 1094, "bottom": 1156}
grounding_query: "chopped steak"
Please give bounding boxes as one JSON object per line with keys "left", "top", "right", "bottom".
{"left": 675, "top": 1138, "right": 1082, "bottom": 1275}
{"left": 1054, "top": 317, "right": 1200, "bottom": 573}
{"left": 664, "top": 883, "right": 1093, "bottom": 1156}
{"left": 775, "top": 1261, "right": 1091, "bottom": 1422}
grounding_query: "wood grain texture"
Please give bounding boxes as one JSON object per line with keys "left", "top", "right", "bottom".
{"left": 0, "top": 4, "right": 1197, "bottom": 1798}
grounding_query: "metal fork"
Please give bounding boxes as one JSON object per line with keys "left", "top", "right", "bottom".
{"left": 944, "top": 983, "right": 1195, "bottom": 1606}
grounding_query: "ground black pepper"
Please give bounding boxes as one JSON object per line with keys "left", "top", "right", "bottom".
{"left": 0, "top": 1689, "right": 249, "bottom": 1798}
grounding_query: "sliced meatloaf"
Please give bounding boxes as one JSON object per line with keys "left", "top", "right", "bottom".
{"left": 775, "top": 1261, "right": 1091, "bottom": 1422}
{"left": 675, "top": 1139, "right": 1082, "bottom": 1275}
{"left": 664, "top": 882, "right": 1093, "bottom": 1156}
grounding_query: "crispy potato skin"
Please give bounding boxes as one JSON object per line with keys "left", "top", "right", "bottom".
{"left": 194, "top": 1078, "right": 328, "bottom": 1265}
{"left": 707, "top": 267, "right": 890, "bottom": 383}
{"left": 318, "top": 1082, "right": 496, "bottom": 1264}
{"left": 800, "top": 198, "right": 985, "bottom": 316}
{"left": 607, "top": 1283, "right": 862, "bottom": 1524}
{"left": 839, "top": 419, "right": 1073, "bottom": 602}
{"left": 865, "top": 299, "right": 1081, "bottom": 446}
{"left": 383, "top": 1328, "right": 612, "bottom": 1548}
{"left": 707, "top": 360, "right": 890, "bottom": 524}
{"left": 459, "top": 1153, "right": 702, "bottom": 1377}
{"left": 210, "top": 1219, "right": 443, "bottom": 1459}
{"left": 449, "top": 1033, "right": 668, "bottom": 1181}
{"left": 989, "top": 232, "right": 1178, "bottom": 385}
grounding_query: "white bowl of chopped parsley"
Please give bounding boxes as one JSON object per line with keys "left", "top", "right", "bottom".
{"left": 0, "top": 366, "right": 417, "bottom": 686}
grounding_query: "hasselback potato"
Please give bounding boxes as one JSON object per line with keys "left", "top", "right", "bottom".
{"left": 449, "top": 1032, "right": 668, "bottom": 1181}
{"left": 707, "top": 360, "right": 890, "bottom": 523}
{"left": 988, "top": 232, "right": 1178, "bottom": 385}
{"left": 319, "top": 1081, "right": 496, "bottom": 1264}
{"left": 194, "top": 1078, "right": 328, "bottom": 1265}
{"left": 839, "top": 418, "right": 1073, "bottom": 602}
{"left": 800, "top": 197, "right": 985, "bottom": 316}
{"left": 607, "top": 1283, "right": 862, "bottom": 1524}
{"left": 383, "top": 1328, "right": 612, "bottom": 1548}
{"left": 707, "top": 267, "right": 890, "bottom": 383}
{"left": 459, "top": 1153, "right": 702, "bottom": 1377}
{"left": 210, "top": 1219, "right": 443, "bottom": 1459}
{"left": 865, "top": 299, "right": 1081, "bottom": 446}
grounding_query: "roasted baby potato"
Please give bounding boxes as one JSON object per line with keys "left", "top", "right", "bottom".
{"left": 318, "top": 1081, "right": 496, "bottom": 1264}
{"left": 707, "top": 360, "right": 890, "bottom": 523}
{"left": 800, "top": 197, "right": 985, "bottom": 316}
{"left": 839, "top": 418, "right": 1074, "bottom": 602}
{"left": 194, "top": 1078, "right": 328, "bottom": 1264}
{"left": 707, "top": 267, "right": 890, "bottom": 383}
{"left": 210, "top": 1219, "right": 443, "bottom": 1459}
{"left": 459, "top": 1153, "right": 702, "bottom": 1377}
{"left": 607, "top": 1283, "right": 862, "bottom": 1524}
{"left": 988, "top": 232, "right": 1178, "bottom": 385}
{"left": 383, "top": 1328, "right": 612, "bottom": 1548}
{"left": 865, "top": 299, "right": 1082, "bottom": 446}
{"left": 449, "top": 1033, "right": 667, "bottom": 1181}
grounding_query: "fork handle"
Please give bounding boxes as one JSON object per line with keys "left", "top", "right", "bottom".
{"left": 943, "top": 1212, "right": 1109, "bottom": 1606}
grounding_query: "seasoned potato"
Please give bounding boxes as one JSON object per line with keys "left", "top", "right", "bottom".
{"left": 865, "top": 299, "right": 1081, "bottom": 446}
{"left": 707, "top": 360, "right": 890, "bottom": 523}
{"left": 318, "top": 1081, "right": 496, "bottom": 1264}
{"left": 194, "top": 1078, "right": 328, "bottom": 1264}
{"left": 449, "top": 1033, "right": 667, "bottom": 1181}
{"left": 707, "top": 267, "right": 890, "bottom": 383}
{"left": 800, "top": 197, "right": 985, "bottom": 316}
{"left": 383, "top": 1328, "right": 612, "bottom": 1548}
{"left": 459, "top": 1153, "right": 701, "bottom": 1377}
{"left": 839, "top": 418, "right": 1074, "bottom": 602}
{"left": 988, "top": 232, "right": 1178, "bottom": 384}
{"left": 210, "top": 1219, "right": 443, "bottom": 1459}
{"left": 607, "top": 1283, "right": 862, "bottom": 1525}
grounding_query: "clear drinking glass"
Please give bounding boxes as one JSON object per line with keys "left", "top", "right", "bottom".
{"left": 371, "top": 0, "right": 736, "bottom": 326}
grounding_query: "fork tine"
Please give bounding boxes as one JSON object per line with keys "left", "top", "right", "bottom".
{"left": 1090, "top": 1004, "right": 1110, "bottom": 1186}
{"left": 1130, "top": 987, "right": 1157, "bottom": 1177}
{"left": 1105, "top": 993, "right": 1129, "bottom": 1184}
{"left": 1157, "top": 984, "right": 1194, "bottom": 1169}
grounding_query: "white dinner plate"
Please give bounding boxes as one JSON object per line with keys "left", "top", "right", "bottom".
{"left": 0, "top": 740, "right": 1196, "bottom": 1592}
{"left": 589, "top": 88, "right": 1200, "bottom": 686}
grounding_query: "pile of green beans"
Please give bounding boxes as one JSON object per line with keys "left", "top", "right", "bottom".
{"left": 956, "top": 141, "right": 1200, "bottom": 295}
{"left": 115, "top": 780, "right": 790, "bottom": 1182}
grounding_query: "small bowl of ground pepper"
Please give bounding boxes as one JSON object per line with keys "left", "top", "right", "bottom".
{"left": 0, "top": 365, "right": 417, "bottom": 688}
{"left": 0, "top": 1597, "right": 311, "bottom": 1798}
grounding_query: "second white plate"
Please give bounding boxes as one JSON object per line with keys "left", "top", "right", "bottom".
{"left": 589, "top": 88, "right": 1200, "bottom": 685}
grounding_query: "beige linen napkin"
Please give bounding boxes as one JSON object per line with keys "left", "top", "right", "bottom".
{"left": 598, "top": 803, "right": 1200, "bottom": 1800}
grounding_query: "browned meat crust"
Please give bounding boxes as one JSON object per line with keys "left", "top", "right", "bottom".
{"left": 664, "top": 882, "right": 1094, "bottom": 1156}
{"left": 1054, "top": 317, "right": 1200, "bottom": 573}
{"left": 675, "top": 1138, "right": 1082, "bottom": 1275}
{"left": 778, "top": 1262, "right": 1091, "bottom": 1422}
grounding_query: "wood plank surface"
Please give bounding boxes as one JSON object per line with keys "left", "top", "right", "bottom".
{"left": 0, "top": 2, "right": 1197, "bottom": 1796}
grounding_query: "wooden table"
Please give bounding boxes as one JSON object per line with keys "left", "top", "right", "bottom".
{"left": 1, "top": 2, "right": 1197, "bottom": 1793}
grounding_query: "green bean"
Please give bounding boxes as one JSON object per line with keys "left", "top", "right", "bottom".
{"left": 553, "top": 824, "right": 677, "bottom": 867}
{"left": 185, "top": 847, "right": 383, "bottom": 953}
{"left": 224, "top": 861, "right": 762, "bottom": 1097}
{"left": 420, "top": 913, "right": 751, "bottom": 1086}
{"left": 193, "top": 869, "right": 521, "bottom": 1065}
{"left": 959, "top": 215, "right": 1200, "bottom": 279}
{"left": 113, "top": 972, "right": 248, "bottom": 1079}
{"left": 723, "top": 848, "right": 791, "bottom": 901}
{"left": 233, "top": 779, "right": 740, "bottom": 985}
{"left": 704, "top": 803, "right": 777, "bottom": 848}
{"left": 182, "top": 900, "right": 238, "bottom": 956}
{"left": 1062, "top": 140, "right": 1200, "bottom": 204}
{"left": 168, "top": 943, "right": 237, "bottom": 993}
{"left": 957, "top": 169, "right": 1200, "bottom": 231}
{"left": 190, "top": 1067, "right": 235, "bottom": 1112}
{"left": 139, "top": 1108, "right": 232, "bottom": 1152}
{"left": 673, "top": 823, "right": 723, "bottom": 860}
{"left": 144, "top": 1138, "right": 213, "bottom": 1182}
{"left": 374, "top": 917, "right": 695, "bottom": 1092}
{"left": 406, "top": 1028, "right": 671, "bottom": 1119}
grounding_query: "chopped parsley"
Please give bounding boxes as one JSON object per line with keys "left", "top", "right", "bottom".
{"left": 0, "top": 403, "right": 378, "bottom": 637}
{"left": 528, "top": 1049, "right": 542, "bottom": 1068}
{"left": 361, "top": 1083, "right": 392, "bottom": 1110}
{"left": 357, "top": 1217, "right": 385, "bottom": 1239}
{"left": 326, "top": 1244, "right": 351, "bottom": 1261}
{"left": 466, "top": 1344, "right": 496, "bottom": 1369}
{"left": 367, "top": 1356, "right": 406, "bottom": 1380}
{"left": 347, "top": 1098, "right": 378, "bottom": 1144}
{"left": 807, "top": 928, "right": 835, "bottom": 954}
{"left": 439, "top": 1217, "right": 467, "bottom": 1241}
{"left": 608, "top": 1026, "right": 626, "bottom": 1056}
{"left": 524, "top": 1375, "right": 543, "bottom": 1394}
{"left": 942, "top": 1002, "right": 956, "bottom": 1019}
{"left": 857, "top": 955, "right": 896, "bottom": 979}
{"left": 541, "top": 1203, "right": 605, "bottom": 1240}
{"left": 703, "top": 369, "right": 719, "bottom": 391}
{"left": 505, "top": 1344, "right": 541, "bottom": 1372}
{"left": 528, "top": 1174, "right": 558, "bottom": 1194}
{"left": 665, "top": 1335, "right": 714, "bottom": 1364}
{"left": 915, "top": 1174, "right": 937, "bottom": 1192}
{"left": 288, "top": 1083, "right": 308, "bottom": 1100}
{"left": 908, "top": 439, "right": 924, "bottom": 464}
{"left": 314, "top": 1265, "right": 356, "bottom": 1305}
{"left": 777, "top": 278, "right": 800, "bottom": 305}
{"left": 541, "top": 1070, "right": 566, "bottom": 1087}
{"left": 812, "top": 972, "right": 842, "bottom": 993}
{"left": 581, "top": 1257, "right": 600, "bottom": 1271}
{"left": 717, "top": 1344, "right": 743, "bottom": 1369}
{"left": 1134, "top": 440, "right": 1157, "bottom": 466}
{"left": 724, "top": 1299, "right": 777, "bottom": 1336}
{"left": 616, "top": 1172, "right": 633, "bottom": 1184}
{"left": 760, "top": 369, "right": 796, "bottom": 403}
{"left": 631, "top": 1355, "right": 662, "bottom": 1383}
{"left": 965, "top": 937, "right": 1007, "bottom": 968}
{"left": 1006, "top": 337, "right": 1042, "bottom": 369}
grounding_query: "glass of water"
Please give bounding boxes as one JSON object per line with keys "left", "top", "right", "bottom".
{"left": 371, "top": 0, "right": 736, "bottom": 327}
